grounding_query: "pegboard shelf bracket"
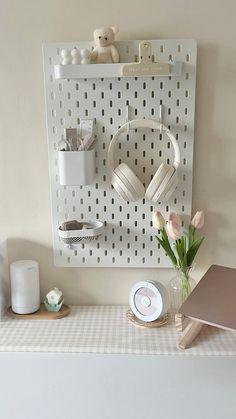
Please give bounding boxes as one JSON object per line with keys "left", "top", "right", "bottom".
{"left": 54, "top": 61, "right": 182, "bottom": 80}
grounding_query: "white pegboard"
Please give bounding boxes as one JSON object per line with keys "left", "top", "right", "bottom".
{"left": 43, "top": 39, "right": 197, "bottom": 268}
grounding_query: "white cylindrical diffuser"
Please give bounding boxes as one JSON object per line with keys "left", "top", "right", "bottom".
{"left": 10, "top": 260, "right": 40, "bottom": 314}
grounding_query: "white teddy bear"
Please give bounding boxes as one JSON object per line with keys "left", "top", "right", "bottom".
{"left": 90, "top": 26, "right": 119, "bottom": 64}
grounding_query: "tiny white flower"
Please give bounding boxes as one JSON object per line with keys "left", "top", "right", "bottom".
{"left": 46, "top": 288, "right": 63, "bottom": 305}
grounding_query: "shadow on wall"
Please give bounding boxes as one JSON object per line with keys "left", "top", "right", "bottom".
{"left": 6, "top": 238, "right": 96, "bottom": 305}
{"left": 193, "top": 42, "right": 236, "bottom": 268}
{"left": 6, "top": 238, "right": 142, "bottom": 306}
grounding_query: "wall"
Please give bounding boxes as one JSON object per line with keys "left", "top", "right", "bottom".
{"left": 0, "top": 0, "right": 235, "bottom": 304}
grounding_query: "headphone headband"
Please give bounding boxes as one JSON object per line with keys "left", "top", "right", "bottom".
{"left": 107, "top": 119, "right": 180, "bottom": 171}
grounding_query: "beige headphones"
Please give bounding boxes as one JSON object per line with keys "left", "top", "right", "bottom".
{"left": 107, "top": 119, "right": 180, "bottom": 203}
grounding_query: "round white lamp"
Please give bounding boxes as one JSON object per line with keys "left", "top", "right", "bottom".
{"left": 10, "top": 260, "right": 40, "bottom": 314}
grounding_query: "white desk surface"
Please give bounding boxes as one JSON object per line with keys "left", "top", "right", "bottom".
{"left": 1, "top": 305, "right": 236, "bottom": 355}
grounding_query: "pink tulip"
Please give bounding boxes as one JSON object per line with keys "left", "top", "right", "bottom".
{"left": 191, "top": 211, "right": 204, "bottom": 229}
{"left": 152, "top": 211, "right": 165, "bottom": 229}
{"left": 169, "top": 212, "right": 182, "bottom": 227}
{"left": 166, "top": 219, "right": 182, "bottom": 240}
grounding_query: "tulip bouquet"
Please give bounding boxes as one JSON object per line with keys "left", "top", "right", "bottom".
{"left": 153, "top": 210, "right": 205, "bottom": 302}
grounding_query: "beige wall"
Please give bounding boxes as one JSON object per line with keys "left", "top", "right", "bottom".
{"left": 0, "top": 0, "right": 236, "bottom": 304}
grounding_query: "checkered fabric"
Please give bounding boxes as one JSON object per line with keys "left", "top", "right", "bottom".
{"left": 0, "top": 306, "right": 236, "bottom": 355}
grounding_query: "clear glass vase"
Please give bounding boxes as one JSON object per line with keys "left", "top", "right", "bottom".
{"left": 169, "top": 267, "right": 196, "bottom": 316}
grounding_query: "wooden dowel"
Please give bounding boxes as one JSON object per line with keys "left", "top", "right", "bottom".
{"left": 178, "top": 321, "right": 203, "bottom": 350}
{"left": 175, "top": 313, "right": 191, "bottom": 332}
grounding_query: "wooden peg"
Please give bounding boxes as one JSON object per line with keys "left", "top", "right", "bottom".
{"left": 178, "top": 321, "right": 204, "bottom": 350}
{"left": 175, "top": 313, "right": 190, "bottom": 332}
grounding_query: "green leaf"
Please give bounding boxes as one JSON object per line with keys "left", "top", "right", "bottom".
{"left": 186, "top": 237, "right": 204, "bottom": 267}
{"left": 155, "top": 235, "right": 177, "bottom": 266}
{"left": 175, "top": 239, "right": 184, "bottom": 264}
{"left": 188, "top": 225, "right": 193, "bottom": 250}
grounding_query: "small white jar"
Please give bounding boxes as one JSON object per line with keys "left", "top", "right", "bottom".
{"left": 10, "top": 260, "right": 40, "bottom": 314}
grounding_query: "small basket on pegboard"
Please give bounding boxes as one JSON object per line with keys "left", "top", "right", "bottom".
{"left": 58, "top": 220, "right": 104, "bottom": 249}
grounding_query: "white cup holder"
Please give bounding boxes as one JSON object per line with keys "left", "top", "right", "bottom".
{"left": 58, "top": 149, "right": 95, "bottom": 186}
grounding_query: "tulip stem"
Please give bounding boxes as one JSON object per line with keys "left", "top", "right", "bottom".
{"left": 175, "top": 266, "right": 193, "bottom": 302}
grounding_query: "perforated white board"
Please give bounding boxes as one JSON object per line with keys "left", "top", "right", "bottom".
{"left": 43, "top": 39, "right": 197, "bottom": 267}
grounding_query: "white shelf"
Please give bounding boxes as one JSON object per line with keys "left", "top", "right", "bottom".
{"left": 54, "top": 61, "right": 182, "bottom": 80}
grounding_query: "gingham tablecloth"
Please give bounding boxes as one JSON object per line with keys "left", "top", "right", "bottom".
{"left": 0, "top": 306, "right": 236, "bottom": 356}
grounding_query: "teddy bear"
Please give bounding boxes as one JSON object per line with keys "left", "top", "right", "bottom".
{"left": 90, "top": 26, "right": 119, "bottom": 64}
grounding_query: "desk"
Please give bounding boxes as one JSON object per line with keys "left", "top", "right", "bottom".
{"left": 0, "top": 306, "right": 236, "bottom": 419}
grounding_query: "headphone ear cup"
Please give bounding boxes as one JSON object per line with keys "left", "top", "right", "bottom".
{"left": 162, "top": 172, "right": 179, "bottom": 201}
{"left": 112, "top": 163, "right": 145, "bottom": 202}
{"left": 145, "top": 163, "right": 170, "bottom": 202}
{"left": 145, "top": 163, "right": 178, "bottom": 203}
